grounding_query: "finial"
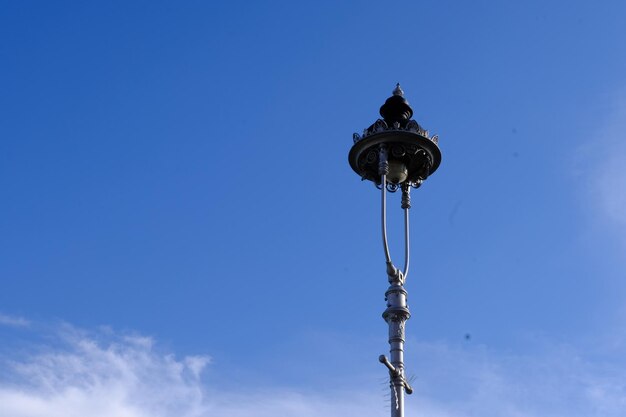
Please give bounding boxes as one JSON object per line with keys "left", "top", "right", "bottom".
{"left": 393, "top": 83, "right": 404, "bottom": 97}
{"left": 380, "top": 84, "right": 413, "bottom": 126}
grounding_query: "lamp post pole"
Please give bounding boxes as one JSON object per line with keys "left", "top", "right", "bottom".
{"left": 348, "top": 84, "right": 442, "bottom": 417}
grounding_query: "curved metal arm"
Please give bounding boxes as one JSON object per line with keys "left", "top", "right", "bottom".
{"left": 379, "top": 146, "right": 412, "bottom": 282}
{"left": 402, "top": 206, "right": 410, "bottom": 279}
{"left": 380, "top": 173, "right": 412, "bottom": 282}
{"left": 381, "top": 173, "right": 392, "bottom": 265}
{"left": 401, "top": 185, "right": 411, "bottom": 280}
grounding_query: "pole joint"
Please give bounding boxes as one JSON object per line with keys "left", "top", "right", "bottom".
{"left": 386, "top": 261, "right": 404, "bottom": 285}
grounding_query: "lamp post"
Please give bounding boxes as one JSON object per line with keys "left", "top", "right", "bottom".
{"left": 348, "top": 84, "right": 441, "bottom": 417}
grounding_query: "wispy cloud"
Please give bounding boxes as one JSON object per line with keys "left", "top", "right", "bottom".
{"left": 0, "top": 313, "right": 30, "bottom": 328}
{"left": 592, "top": 114, "right": 626, "bottom": 230}
{"left": 0, "top": 323, "right": 385, "bottom": 417}
{"left": 408, "top": 340, "right": 626, "bottom": 417}
{"left": 1, "top": 323, "right": 626, "bottom": 417}
{"left": 0, "top": 325, "right": 209, "bottom": 417}
{"left": 575, "top": 94, "right": 626, "bottom": 236}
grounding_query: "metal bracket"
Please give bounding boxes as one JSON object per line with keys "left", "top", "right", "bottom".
{"left": 386, "top": 262, "right": 405, "bottom": 286}
{"left": 378, "top": 355, "right": 413, "bottom": 395}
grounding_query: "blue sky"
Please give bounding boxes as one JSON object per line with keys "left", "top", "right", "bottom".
{"left": 2, "top": 1, "right": 626, "bottom": 416}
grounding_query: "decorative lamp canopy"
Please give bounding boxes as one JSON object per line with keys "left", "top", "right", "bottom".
{"left": 349, "top": 84, "right": 441, "bottom": 187}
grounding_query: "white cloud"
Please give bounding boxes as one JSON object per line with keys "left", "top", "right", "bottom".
{"left": 0, "top": 326, "right": 209, "bottom": 417}
{"left": 0, "top": 313, "right": 30, "bottom": 328}
{"left": 1, "top": 324, "right": 626, "bottom": 417}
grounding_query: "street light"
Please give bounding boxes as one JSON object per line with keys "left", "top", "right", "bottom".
{"left": 348, "top": 84, "right": 441, "bottom": 417}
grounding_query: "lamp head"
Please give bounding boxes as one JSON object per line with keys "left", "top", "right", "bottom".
{"left": 349, "top": 84, "right": 441, "bottom": 188}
